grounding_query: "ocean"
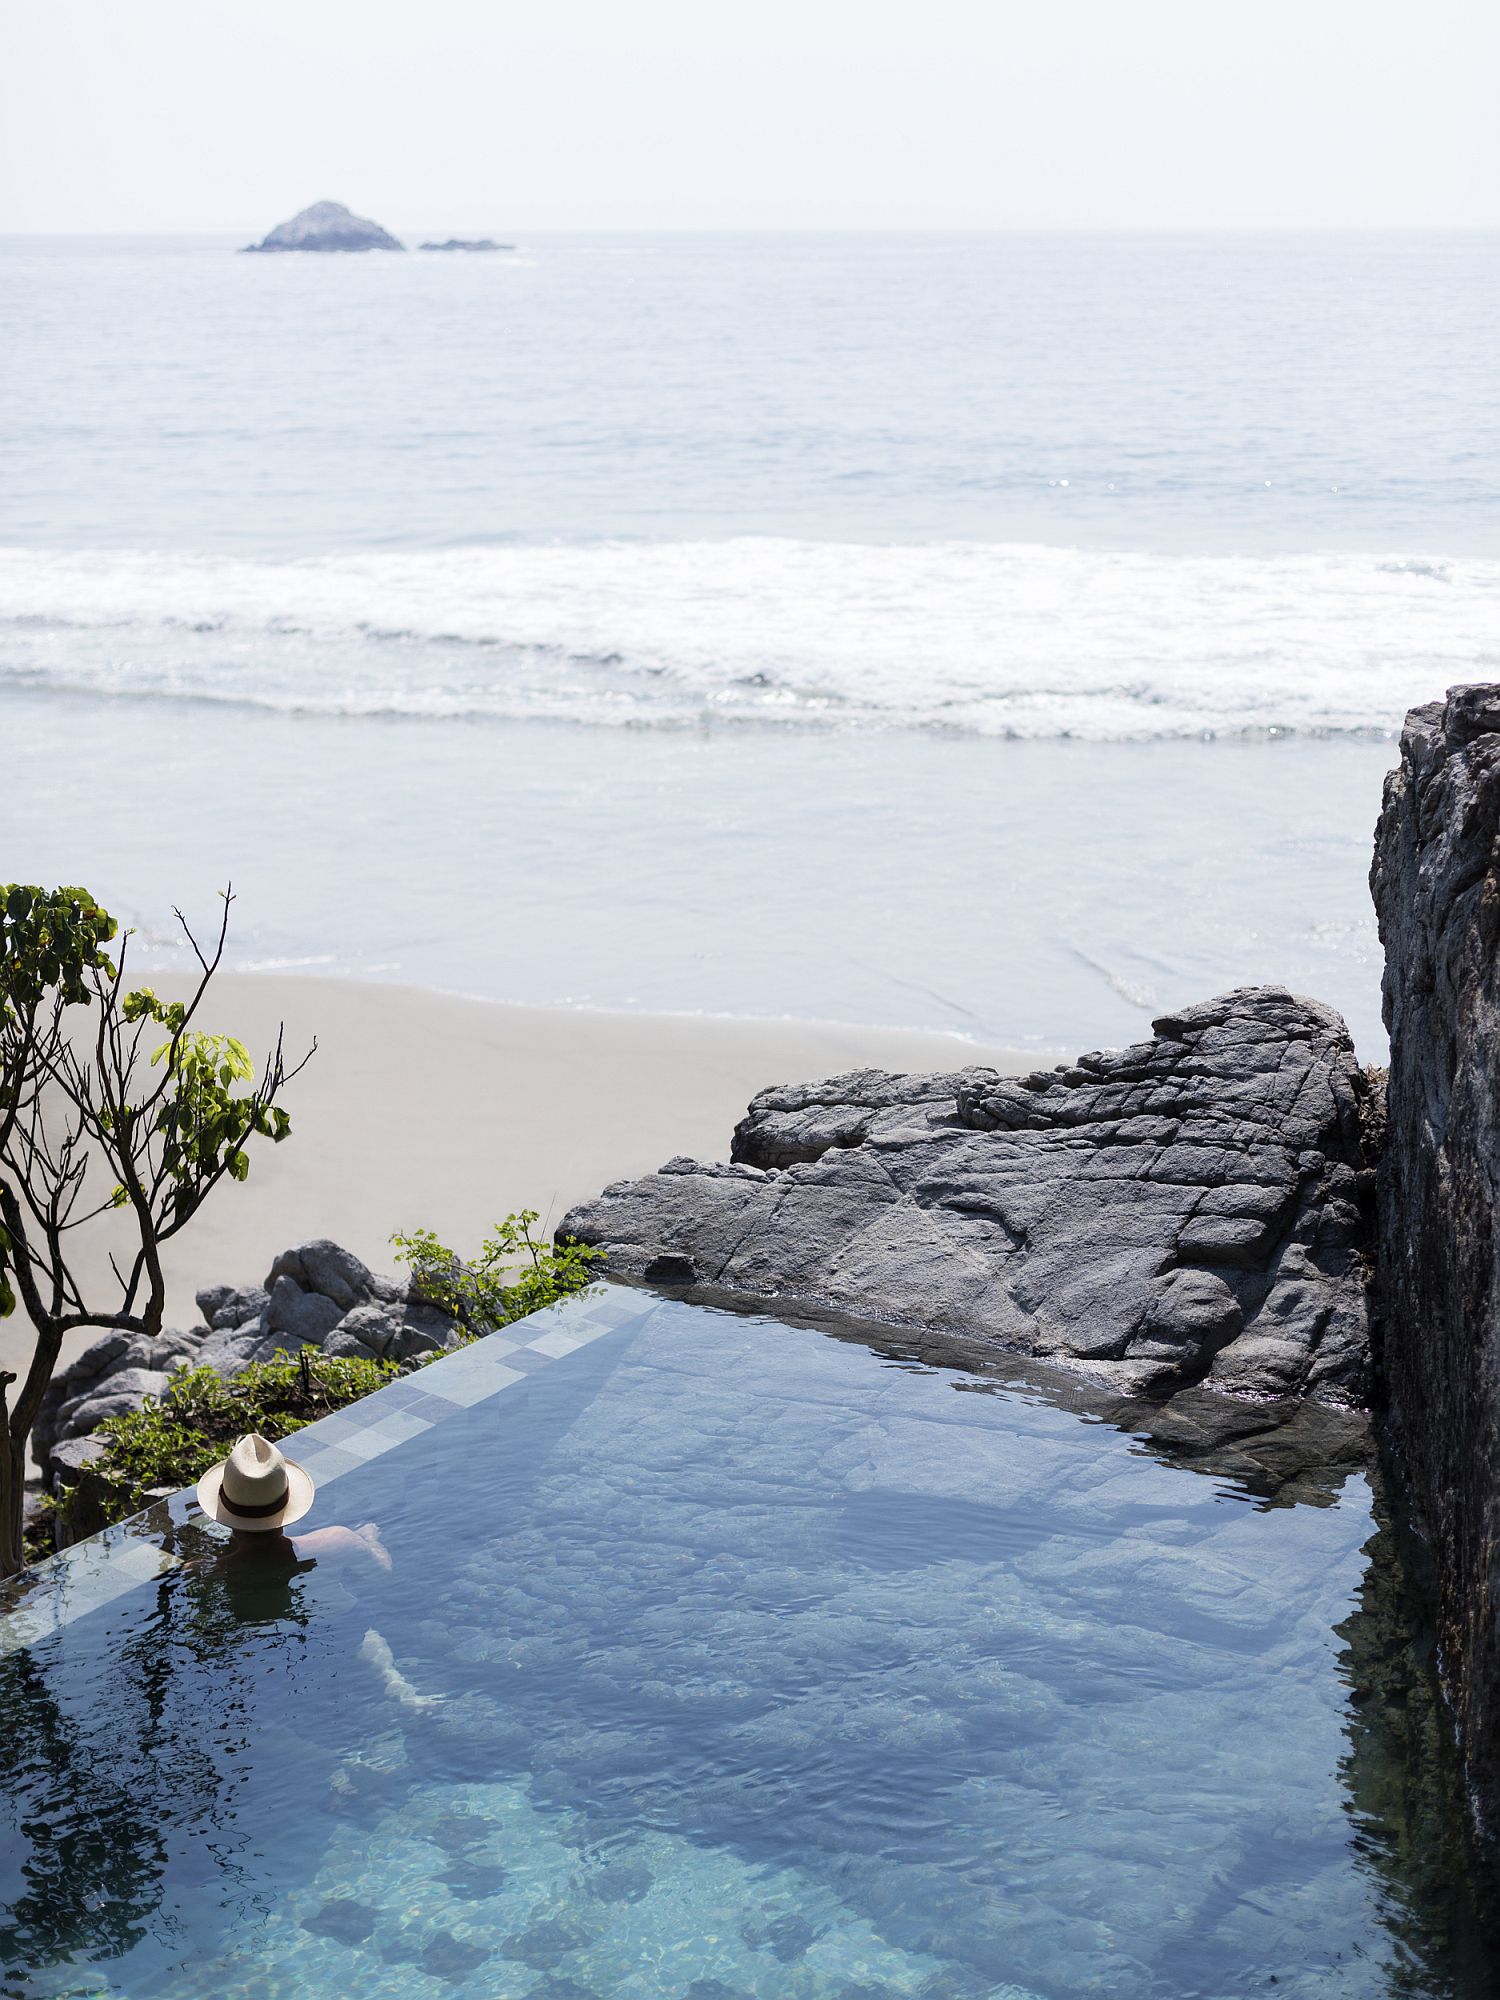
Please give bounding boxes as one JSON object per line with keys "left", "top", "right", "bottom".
{"left": 3, "top": 230, "right": 1497, "bottom": 1055}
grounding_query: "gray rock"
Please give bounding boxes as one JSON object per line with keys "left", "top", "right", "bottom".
{"left": 119, "top": 1329, "right": 206, "bottom": 1372}
{"left": 41, "top": 1435, "right": 114, "bottom": 1548}
{"left": 58, "top": 1365, "right": 171, "bottom": 1417}
{"left": 264, "top": 1240, "right": 377, "bottom": 1308}
{"left": 65, "top": 1331, "right": 131, "bottom": 1382}
{"left": 157, "top": 1325, "right": 208, "bottom": 1359}
{"left": 1371, "top": 683, "right": 1500, "bottom": 1840}
{"left": 418, "top": 238, "right": 510, "bottom": 253}
{"left": 56, "top": 1389, "right": 156, "bottom": 1438}
{"left": 46, "top": 1367, "right": 173, "bottom": 1448}
{"left": 46, "top": 1434, "right": 109, "bottom": 1484}
{"left": 241, "top": 200, "right": 404, "bottom": 254}
{"left": 265, "top": 1274, "right": 345, "bottom": 1344}
{"left": 196, "top": 1329, "right": 267, "bottom": 1377}
{"left": 561, "top": 987, "right": 1377, "bottom": 1404}
{"left": 382, "top": 1302, "right": 465, "bottom": 1362}
{"left": 38, "top": 1326, "right": 208, "bottom": 1445}
{"left": 202, "top": 1283, "right": 268, "bottom": 1330}
{"left": 195, "top": 1283, "right": 234, "bottom": 1324}
{"left": 266, "top": 1246, "right": 310, "bottom": 1289}
{"left": 323, "top": 1327, "right": 382, "bottom": 1362}
{"left": 297, "top": 1239, "right": 376, "bottom": 1310}
{"left": 334, "top": 1302, "right": 404, "bottom": 1358}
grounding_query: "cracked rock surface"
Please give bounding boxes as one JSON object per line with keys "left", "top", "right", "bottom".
{"left": 1372, "top": 683, "right": 1500, "bottom": 1838}
{"left": 561, "top": 987, "right": 1377, "bottom": 1404}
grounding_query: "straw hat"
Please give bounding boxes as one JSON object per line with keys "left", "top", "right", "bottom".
{"left": 196, "top": 1432, "right": 315, "bottom": 1532}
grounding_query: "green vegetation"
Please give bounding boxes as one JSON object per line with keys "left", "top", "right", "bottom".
{"left": 36, "top": 1350, "right": 398, "bottom": 1558}
{"left": 392, "top": 1210, "right": 605, "bottom": 1332}
{"left": 0, "top": 883, "right": 307, "bottom": 1579}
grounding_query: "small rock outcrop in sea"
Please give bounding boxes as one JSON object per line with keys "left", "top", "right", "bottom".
{"left": 241, "top": 201, "right": 405, "bottom": 253}
{"left": 562, "top": 987, "right": 1378, "bottom": 1405}
{"left": 30, "top": 1240, "right": 460, "bottom": 1477}
{"left": 418, "top": 238, "right": 510, "bottom": 253}
{"left": 1372, "top": 683, "right": 1500, "bottom": 1839}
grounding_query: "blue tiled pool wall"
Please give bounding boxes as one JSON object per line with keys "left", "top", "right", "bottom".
{"left": 2, "top": 1285, "right": 1497, "bottom": 1997}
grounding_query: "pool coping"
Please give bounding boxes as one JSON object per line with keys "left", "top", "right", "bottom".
{"left": 0, "top": 1283, "right": 657, "bottom": 1659}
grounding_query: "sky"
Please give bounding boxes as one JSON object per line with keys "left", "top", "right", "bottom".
{"left": 1, "top": 0, "right": 1496, "bottom": 234}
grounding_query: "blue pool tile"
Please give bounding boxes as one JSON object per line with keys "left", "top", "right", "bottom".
{"left": 420, "top": 1357, "right": 527, "bottom": 1410}
{"left": 283, "top": 1439, "right": 368, "bottom": 1487}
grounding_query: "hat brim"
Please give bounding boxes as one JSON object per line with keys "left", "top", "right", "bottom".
{"left": 195, "top": 1457, "right": 316, "bottom": 1532}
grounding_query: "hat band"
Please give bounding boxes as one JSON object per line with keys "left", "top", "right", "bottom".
{"left": 221, "top": 1479, "right": 291, "bottom": 1519}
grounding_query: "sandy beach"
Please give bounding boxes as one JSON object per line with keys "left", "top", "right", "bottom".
{"left": 2, "top": 972, "right": 1026, "bottom": 1410}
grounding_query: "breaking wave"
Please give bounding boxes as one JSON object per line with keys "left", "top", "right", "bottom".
{"left": 1, "top": 540, "right": 1494, "bottom": 738}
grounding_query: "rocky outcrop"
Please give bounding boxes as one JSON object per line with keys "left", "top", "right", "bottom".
{"left": 31, "top": 1240, "right": 461, "bottom": 1474}
{"left": 242, "top": 201, "right": 404, "bottom": 253}
{"left": 418, "top": 238, "right": 510, "bottom": 252}
{"left": 562, "top": 986, "right": 1377, "bottom": 1404}
{"left": 1371, "top": 684, "right": 1500, "bottom": 1838}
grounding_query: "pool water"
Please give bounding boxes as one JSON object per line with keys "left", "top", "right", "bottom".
{"left": 0, "top": 1290, "right": 1493, "bottom": 1998}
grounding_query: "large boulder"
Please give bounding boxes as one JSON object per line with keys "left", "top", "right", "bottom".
{"left": 561, "top": 987, "right": 1378, "bottom": 1404}
{"left": 1371, "top": 683, "right": 1500, "bottom": 1840}
{"left": 264, "top": 1274, "right": 346, "bottom": 1345}
{"left": 241, "top": 200, "right": 404, "bottom": 253}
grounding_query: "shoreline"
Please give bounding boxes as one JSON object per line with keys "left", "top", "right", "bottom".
{"left": 2, "top": 705, "right": 1395, "bottom": 1057}
{"left": 1, "top": 972, "right": 1029, "bottom": 1418}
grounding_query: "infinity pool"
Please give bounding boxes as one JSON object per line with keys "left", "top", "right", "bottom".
{"left": 0, "top": 1288, "right": 1492, "bottom": 1998}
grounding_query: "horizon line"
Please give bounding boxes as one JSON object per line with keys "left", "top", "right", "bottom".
{"left": 3, "top": 221, "right": 1498, "bottom": 239}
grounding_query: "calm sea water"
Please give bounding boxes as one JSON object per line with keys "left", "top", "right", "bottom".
{"left": 4, "top": 1294, "right": 1494, "bottom": 1998}
{"left": 3, "top": 233, "right": 1496, "bottom": 1050}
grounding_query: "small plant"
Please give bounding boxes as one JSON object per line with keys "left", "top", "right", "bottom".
{"left": 391, "top": 1211, "right": 605, "bottom": 1335}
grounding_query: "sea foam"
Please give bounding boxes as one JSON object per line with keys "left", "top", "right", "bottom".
{"left": 0, "top": 540, "right": 1493, "bottom": 738}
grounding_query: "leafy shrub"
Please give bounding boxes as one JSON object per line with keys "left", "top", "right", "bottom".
{"left": 391, "top": 1210, "right": 605, "bottom": 1334}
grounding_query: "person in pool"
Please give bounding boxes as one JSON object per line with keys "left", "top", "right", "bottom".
{"left": 194, "top": 1432, "right": 438, "bottom": 1706}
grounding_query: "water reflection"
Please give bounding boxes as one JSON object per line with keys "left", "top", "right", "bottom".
{"left": 1336, "top": 1505, "right": 1500, "bottom": 1997}
{"left": 0, "top": 1639, "right": 169, "bottom": 1975}
{"left": 0, "top": 1545, "right": 308, "bottom": 1984}
{"left": 757, "top": 1288, "right": 1373, "bottom": 1510}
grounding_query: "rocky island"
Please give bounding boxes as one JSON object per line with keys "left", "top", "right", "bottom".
{"left": 419, "top": 238, "right": 511, "bottom": 253}
{"left": 241, "top": 200, "right": 405, "bottom": 253}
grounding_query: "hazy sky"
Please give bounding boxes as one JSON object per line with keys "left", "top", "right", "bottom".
{"left": 2, "top": 0, "right": 1496, "bottom": 233}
